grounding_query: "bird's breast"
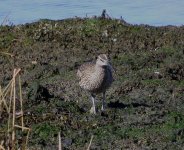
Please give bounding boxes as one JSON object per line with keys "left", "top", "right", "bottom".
{"left": 79, "top": 67, "right": 113, "bottom": 93}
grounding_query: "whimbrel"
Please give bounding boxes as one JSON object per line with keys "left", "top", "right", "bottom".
{"left": 77, "top": 54, "right": 113, "bottom": 114}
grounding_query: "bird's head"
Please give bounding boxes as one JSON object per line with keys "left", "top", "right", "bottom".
{"left": 96, "top": 54, "right": 109, "bottom": 66}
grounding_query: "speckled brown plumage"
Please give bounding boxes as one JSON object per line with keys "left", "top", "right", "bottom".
{"left": 77, "top": 54, "right": 113, "bottom": 114}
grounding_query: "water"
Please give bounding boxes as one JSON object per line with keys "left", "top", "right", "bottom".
{"left": 0, "top": 0, "right": 184, "bottom": 26}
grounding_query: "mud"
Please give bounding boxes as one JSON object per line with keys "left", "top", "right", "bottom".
{"left": 0, "top": 16, "right": 184, "bottom": 149}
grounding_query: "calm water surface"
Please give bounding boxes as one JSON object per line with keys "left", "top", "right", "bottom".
{"left": 0, "top": 0, "right": 184, "bottom": 26}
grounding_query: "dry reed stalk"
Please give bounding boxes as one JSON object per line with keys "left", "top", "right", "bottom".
{"left": 87, "top": 135, "right": 94, "bottom": 150}
{"left": 0, "top": 144, "right": 5, "bottom": 150}
{"left": 0, "top": 85, "right": 9, "bottom": 112}
{"left": 14, "top": 69, "right": 30, "bottom": 149}
{"left": 14, "top": 125, "right": 30, "bottom": 130}
{"left": 0, "top": 51, "right": 14, "bottom": 112}
{"left": 58, "top": 132, "right": 62, "bottom": 150}
{"left": 18, "top": 75, "right": 24, "bottom": 131}
{"left": 2, "top": 80, "right": 13, "bottom": 110}
{"left": 12, "top": 69, "right": 16, "bottom": 148}
{"left": 7, "top": 76, "right": 13, "bottom": 147}
{"left": 0, "top": 68, "right": 30, "bottom": 149}
{"left": 0, "top": 86, "right": 3, "bottom": 112}
{"left": 1, "top": 51, "right": 30, "bottom": 149}
{"left": 14, "top": 125, "right": 31, "bottom": 150}
{"left": 3, "top": 80, "right": 13, "bottom": 97}
{"left": 0, "top": 52, "right": 14, "bottom": 58}
{"left": 25, "top": 128, "right": 30, "bottom": 149}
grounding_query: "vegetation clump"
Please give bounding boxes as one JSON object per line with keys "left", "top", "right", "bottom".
{"left": 0, "top": 16, "right": 184, "bottom": 149}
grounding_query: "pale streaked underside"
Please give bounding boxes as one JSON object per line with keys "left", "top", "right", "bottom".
{"left": 77, "top": 54, "right": 113, "bottom": 94}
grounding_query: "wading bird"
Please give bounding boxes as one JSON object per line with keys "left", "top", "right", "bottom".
{"left": 77, "top": 54, "right": 113, "bottom": 114}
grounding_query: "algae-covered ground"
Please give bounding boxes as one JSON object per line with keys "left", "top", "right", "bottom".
{"left": 0, "top": 16, "right": 184, "bottom": 149}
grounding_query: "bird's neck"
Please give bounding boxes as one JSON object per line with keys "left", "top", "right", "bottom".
{"left": 88, "top": 65, "right": 104, "bottom": 81}
{"left": 95, "top": 64, "right": 105, "bottom": 73}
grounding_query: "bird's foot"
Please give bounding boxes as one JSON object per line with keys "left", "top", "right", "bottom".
{"left": 90, "top": 106, "right": 96, "bottom": 114}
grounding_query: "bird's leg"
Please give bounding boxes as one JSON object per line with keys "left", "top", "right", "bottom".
{"left": 101, "top": 91, "right": 106, "bottom": 111}
{"left": 90, "top": 94, "right": 96, "bottom": 114}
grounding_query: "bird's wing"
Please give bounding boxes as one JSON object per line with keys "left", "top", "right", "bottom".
{"left": 77, "top": 62, "right": 95, "bottom": 78}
